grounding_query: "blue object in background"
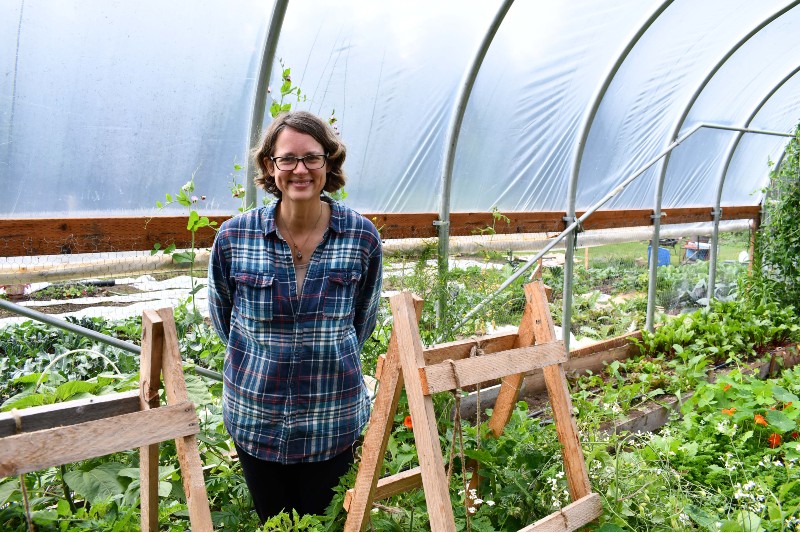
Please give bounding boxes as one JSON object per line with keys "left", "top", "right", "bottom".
{"left": 647, "top": 246, "right": 671, "bottom": 267}
{"left": 685, "top": 247, "right": 709, "bottom": 261}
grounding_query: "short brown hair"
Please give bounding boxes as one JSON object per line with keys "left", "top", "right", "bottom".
{"left": 251, "top": 111, "right": 346, "bottom": 198}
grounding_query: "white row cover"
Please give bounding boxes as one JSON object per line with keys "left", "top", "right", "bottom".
{"left": 1, "top": 0, "right": 799, "bottom": 218}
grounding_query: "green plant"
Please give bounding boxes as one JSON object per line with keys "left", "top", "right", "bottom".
{"left": 755, "top": 123, "right": 800, "bottom": 312}
{"left": 151, "top": 172, "right": 217, "bottom": 318}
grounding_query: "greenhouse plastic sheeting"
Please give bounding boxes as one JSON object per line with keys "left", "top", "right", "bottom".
{"left": 2, "top": 0, "right": 800, "bottom": 218}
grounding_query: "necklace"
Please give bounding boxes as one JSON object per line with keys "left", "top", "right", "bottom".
{"left": 280, "top": 202, "right": 324, "bottom": 260}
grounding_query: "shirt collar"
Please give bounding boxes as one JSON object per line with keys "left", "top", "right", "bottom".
{"left": 261, "top": 195, "right": 344, "bottom": 236}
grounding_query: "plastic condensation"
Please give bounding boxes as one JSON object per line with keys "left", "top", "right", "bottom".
{"left": 1, "top": 0, "right": 800, "bottom": 217}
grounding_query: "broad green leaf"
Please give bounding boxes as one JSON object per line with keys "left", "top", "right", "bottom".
{"left": 0, "top": 478, "right": 19, "bottom": 505}
{"left": 773, "top": 385, "right": 799, "bottom": 403}
{"left": 54, "top": 381, "right": 98, "bottom": 401}
{"left": 119, "top": 465, "right": 178, "bottom": 480}
{"left": 64, "top": 462, "right": 126, "bottom": 504}
{"left": 765, "top": 409, "right": 795, "bottom": 433}
{"left": 12, "top": 373, "right": 42, "bottom": 384}
{"left": 736, "top": 511, "right": 761, "bottom": 532}
{"left": 2, "top": 392, "right": 46, "bottom": 411}
{"left": 187, "top": 210, "right": 200, "bottom": 231}
{"left": 685, "top": 504, "right": 718, "bottom": 529}
{"left": 166, "top": 193, "right": 173, "bottom": 202}
{"left": 464, "top": 449, "right": 493, "bottom": 463}
{"left": 172, "top": 251, "right": 195, "bottom": 264}
{"left": 720, "top": 520, "right": 744, "bottom": 532}
{"left": 31, "top": 510, "right": 58, "bottom": 525}
{"left": 184, "top": 374, "right": 213, "bottom": 407}
{"left": 56, "top": 499, "right": 71, "bottom": 517}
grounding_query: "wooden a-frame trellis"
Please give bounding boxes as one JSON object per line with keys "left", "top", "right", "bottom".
{"left": 343, "top": 282, "right": 601, "bottom": 532}
{"left": 0, "top": 308, "right": 213, "bottom": 532}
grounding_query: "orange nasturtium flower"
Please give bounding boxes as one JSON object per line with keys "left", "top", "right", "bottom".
{"left": 403, "top": 415, "right": 413, "bottom": 429}
{"left": 721, "top": 407, "right": 737, "bottom": 416}
{"left": 754, "top": 414, "right": 768, "bottom": 427}
{"left": 723, "top": 384, "right": 732, "bottom": 392}
{"left": 768, "top": 433, "right": 782, "bottom": 448}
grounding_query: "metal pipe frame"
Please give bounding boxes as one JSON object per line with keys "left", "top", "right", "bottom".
{"left": 645, "top": 1, "right": 799, "bottom": 331}
{"left": 436, "top": 0, "right": 514, "bottom": 321}
{"left": 707, "top": 67, "right": 800, "bottom": 298}
{"left": 0, "top": 298, "right": 223, "bottom": 381}
{"left": 446, "top": 124, "right": 697, "bottom": 339}
{"left": 562, "top": 0, "right": 672, "bottom": 352}
{"left": 245, "top": 0, "right": 290, "bottom": 210}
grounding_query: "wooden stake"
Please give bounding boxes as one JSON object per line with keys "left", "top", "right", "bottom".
{"left": 140, "top": 310, "right": 163, "bottom": 532}
{"left": 393, "top": 293, "right": 456, "bottom": 532}
{"left": 344, "top": 296, "right": 422, "bottom": 531}
{"left": 155, "top": 308, "right": 213, "bottom": 532}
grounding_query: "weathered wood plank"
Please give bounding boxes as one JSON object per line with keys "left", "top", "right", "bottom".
{"left": 344, "top": 297, "right": 423, "bottom": 531}
{"left": 521, "top": 492, "right": 602, "bottom": 532}
{"left": 0, "top": 402, "right": 199, "bottom": 477}
{"left": 543, "top": 364, "right": 592, "bottom": 500}
{"left": 0, "top": 206, "right": 760, "bottom": 257}
{"left": 393, "top": 292, "right": 455, "bottom": 532}
{"left": 420, "top": 341, "right": 567, "bottom": 395}
{"left": 140, "top": 310, "right": 164, "bottom": 532}
{"left": 155, "top": 308, "right": 213, "bottom": 532}
{"left": 376, "top": 331, "right": 518, "bottom": 381}
{"left": 423, "top": 332, "right": 518, "bottom": 366}
{"left": 345, "top": 467, "right": 424, "bottom": 511}
{"left": 0, "top": 390, "right": 140, "bottom": 438}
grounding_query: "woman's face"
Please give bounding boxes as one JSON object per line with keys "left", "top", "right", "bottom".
{"left": 268, "top": 127, "right": 328, "bottom": 205}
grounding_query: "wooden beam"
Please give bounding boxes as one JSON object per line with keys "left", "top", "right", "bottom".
{"left": 344, "top": 467, "right": 423, "bottom": 511}
{"left": 0, "top": 216, "right": 224, "bottom": 257}
{"left": 0, "top": 205, "right": 761, "bottom": 257}
{"left": 420, "top": 341, "right": 567, "bottom": 395}
{"left": 0, "top": 401, "right": 199, "bottom": 477}
{"left": 140, "top": 309, "right": 164, "bottom": 532}
{"left": 422, "top": 332, "right": 518, "bottom": 366}
{"left": 344, "top": 296, "right": 423, "bottom": 531}
{"left": 392, "top": 292, "right": 456, "bottom": 532}
{"left": 0, "top": 390, "right": 140, "bottom": 437}
{"left": 376, "top": 331, "right": 518, "bottom": 380}
{"left": 543, "top": 364, "right": 592, "bottom": 501}
{"left": 154, "top": 308, "right": 213, "bottom": 533}
{"left": 521, "top": 492, "right": 602, "bottom": 532}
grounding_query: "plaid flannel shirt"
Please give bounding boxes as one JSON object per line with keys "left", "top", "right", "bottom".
{"left": 208, "top": 197, "right": 382, "bottom": 463}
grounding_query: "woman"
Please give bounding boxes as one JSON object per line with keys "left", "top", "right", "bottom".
{"left": 208, "top": 111, "right": 382, "bottom": 519}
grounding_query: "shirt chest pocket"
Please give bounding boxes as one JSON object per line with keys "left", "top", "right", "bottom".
{"left": 324, "top": 270, "right": 361, "bottom": 319}
{"left": 233, "top": 272, "right": 274, "bottom": 321}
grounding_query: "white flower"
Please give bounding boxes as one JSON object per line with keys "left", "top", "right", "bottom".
{"left": 468, "top": 507, "right": 476, "bottom": 514}
{"left": 473, "top": 498, "right": 483, "bottom": 505}
{"left": 486, "top": 500, "right": 495, "bottom": 506}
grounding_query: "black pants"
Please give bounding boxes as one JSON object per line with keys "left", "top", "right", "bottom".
{"left": 235, "top": 443, "right": 355, "bottom": 521}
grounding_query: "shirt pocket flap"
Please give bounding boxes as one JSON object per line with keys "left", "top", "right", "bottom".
{"left": 233, "top": 272, "right": 275, "bottom": 321}
{"left": 324, "top": 270, "right": 361, "bottom": 319}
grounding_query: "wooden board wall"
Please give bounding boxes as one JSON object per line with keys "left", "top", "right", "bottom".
{"left": 0, "top": 205, "right": 760, "bottom": 257}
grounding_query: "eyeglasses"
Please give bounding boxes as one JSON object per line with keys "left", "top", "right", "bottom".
{"left": 269, "top": 153, "right": 328, "bottom": 171}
